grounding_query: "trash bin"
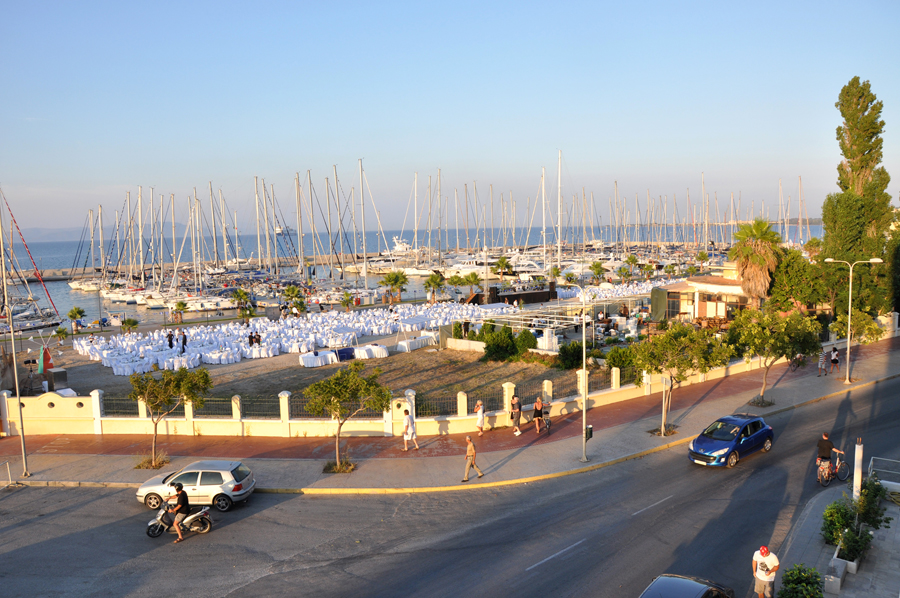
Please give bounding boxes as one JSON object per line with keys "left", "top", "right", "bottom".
{"left": 585, "top": 424, "right": 593, "bottom": 441}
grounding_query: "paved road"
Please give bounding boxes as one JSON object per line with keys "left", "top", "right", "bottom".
{"left": 3, "top": 377, "right": 899, "bottom": 597}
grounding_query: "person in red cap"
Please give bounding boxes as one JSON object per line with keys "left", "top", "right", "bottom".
{"left": 752, "top": 545, "right": 779, "bottom": 598}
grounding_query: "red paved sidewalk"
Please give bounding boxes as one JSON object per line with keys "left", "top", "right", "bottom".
{"left": 1, "top": 337, "right": 893, "bottom": 460}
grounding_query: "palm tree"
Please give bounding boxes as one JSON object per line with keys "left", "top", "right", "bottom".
{"left": 230, "top": 289, "right": 254, "bottom": 323}
{"left": 447, "top": 274, "right": 466, "bottom": 298}
{"left": 641, "top": 263, "right": 655, "bottom": 281}
{"left": 462, "top": 272, "right": 482, "bottom": 297}
{"left": 664, "top": 264, "right": 676, "bottom": 279}
{"left": 625, "top": 254, "right": 639, "bottom": 275}
{"left": 174, "top": 300, "right": 188, "bottom": 324}
{"left": 67, "top": 306, "right": 85, "bottom": 333}
{"left": 728, "top": 218, "right": 782, "bottom": 307}
{"left": 696, "top": 251, "right": 709, "bottom": 272}
{"left": 423, "top": 273, "right": 446, "bottom": 304}
{"left": 549, "top": 265, "right": 561, "bottom": 279}
{"left": 340, "top": 292, "right": 354, "bottom": 312}
{"left": 564, "top": 272, "right": 577, "bottom": 284}
{"left": 380, "top": 270, "right": 409, "bottom": 305}
{"left": 491, "top": 256, "right": 513, "bottom": 282}
{"left": 589, "top": 261, "right": 607, "bottom": 284}
{"left": 686, "top": 265, "right": 699, "bottom": 277}
{"left": 121, "top": 318, "right": 139, "bottom": 333}
{"left": 53, "top": 326, "right": 69, "bottom": 346}
{"left": 616, "top": 266, "right": 631, "bottom": 283}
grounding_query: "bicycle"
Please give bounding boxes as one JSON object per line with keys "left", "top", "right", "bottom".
{"left": 542, "top": 408, "right": 552, "bottom": 435}
{"left": 818, "top": 453, "right": 850, "bottom": 486}
{"left": 789, "top": 354, "right": 804, "bottom": 372}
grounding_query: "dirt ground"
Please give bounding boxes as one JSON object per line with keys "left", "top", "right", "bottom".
{"left": 55, "top": 342, "right": 573, "bottom": 402}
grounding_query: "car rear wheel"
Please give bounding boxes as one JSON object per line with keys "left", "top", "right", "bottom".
{"left": 726, "top": 452, "right": 739, "bottom": 468}
{"left": 144, "top": 493, "right": 163, "bottom": 509}
{"left": 213, "top": 494, "right": 233, "bottom": 512}
{"left": 762, "top": 438, "right": 773, "bottom": 452}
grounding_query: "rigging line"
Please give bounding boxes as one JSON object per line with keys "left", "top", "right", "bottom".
{"left": 0, "top": 188, "right": 60, "bottom": 317}
{"left": 69, "top": 214, "right": 90, "bottom": 274}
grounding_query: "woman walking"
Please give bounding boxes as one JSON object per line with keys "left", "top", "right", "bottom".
{"left": 830, "top": 346, "right": 840, "bottom": 374}
{"left": 510, "top": 395, "right": 522, "bottom": 436}
{"left": 474, "top": 400, "right": 485, "bottom": 436}
{"left": 533, "top": 395, "right": 545, "bottom": 434}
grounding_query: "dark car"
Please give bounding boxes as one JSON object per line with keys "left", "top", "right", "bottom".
{"left": 638, "top": 574, "right": 735, "bottom": 597}
{"left": 688, "top": 413, "right": 773, "bottom": 468}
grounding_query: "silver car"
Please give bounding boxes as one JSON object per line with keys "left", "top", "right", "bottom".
{"left": 136, "top": 460, "right": 256, "bottom": 512}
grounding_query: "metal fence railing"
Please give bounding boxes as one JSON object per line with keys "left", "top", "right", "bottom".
{"left": 193, "top": 398, "right": 233, "bottom": 418}
{"left": 289, "top": 395, "right": 330, "bottom": 419}
{"left": 553, "top": 376, "right": 579, "bottom": 401}
{"left": 241, "top": 397, "right": 281, "bottom": 420}
{"left": 588, "top": 368, "right": 612, "bottom": 394}
{"left": 468, "top": 387, "right": 504, "bottom": 413}
{"left": 619, "top": 367, "right": 639, "bottom": 387}
{"left": 416, "top": 395, "right": 457, "bottom": 417}
{"left": 515, "top": 381, "right": 544, "bottom": 405}
{"left": 100, "top": 397, "right": 139, "bottom": 417}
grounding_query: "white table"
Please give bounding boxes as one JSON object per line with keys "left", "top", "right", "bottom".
{"left": 396, "top": 336, "right": 436, "bottom": 352}
{"left": 300, "top": 351, "right": 339, "bottom": 367}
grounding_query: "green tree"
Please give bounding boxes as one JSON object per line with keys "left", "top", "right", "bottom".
{"left": 283, "top": 285, "right": 307, "bottom": 314}
{"left": 686, "top": 265, "right": 698, "bottom": 277}
{"left": 230, "top": 289, "right": 254, "bottom": 322}
{"left": 447, "top": 274, "right": 466, "bottom": 297}
{"left": 696, "top": 251, "right": 709, "bottom": 272}
{"left": 515, "top": 329, "right": 537, "bottom": 354}
{"left": 129, "top": 367, "right": 213, "bottom": 468}
{"left": 631, "top": 322, "right": 732, "bottom": 436}
{"left": 603, "top": 345, "right": 634, "bottom": 369}
{"left": 52, "top": 326, "right": 69, "bottom": 346}
{"left": 483, "top": 325, "right": 517, "bottom": 361}
{"left": 491, "top": 256, "right": 513, "bottom": 282}
{"left": 379, "top": 270, "right": 410, "bottom": 305}
{"left": 728, "top": 218, "right": 782, "bottom": 307}
{"left": 777, "top": 564, "right": 823, "bottom": 598}
{"left": 836, "top": 76, "right": 889, "bottom": 199}
{"left": 423, "top": 272, "right": 446, "bottom": 304}
{"left": 625, "top": 254, "right": 639, "bottom": 275}
{"left": 728, "top": 307, "right": 822, "bottom": 403}
{"left": 768, "top": 249, "right": 826, "bottom": 312}
{"left": 549, "top": 265, "right": 561, "bottom": 279}
{"left": 641, "top": 263, "right": 655, "bottom": 281}
{"left": 830, "top": 308, "right": 884, "bottom": 345}
{"left": 616, "top": 266, "right": 631, "bottom": 283}
{"left": 804, "top": 237, "right": 823, "bottom": 263}
{"left": 564, "top": 272, "right": 577, "bottom": 284}
{"left": 340, "top": 291, "right": 354, "bottom": 312}
{"left": 664, "top": 264, "right": 676, "bottom": 279}
{"left": 589, "top": 261, "right": 607, "bottom": 283}
{"left": 67, "top": 306, "right": 85, "bottom": 333}
{"left": 121, "top": 318, "right": 139, "bottom": 333}
{"left": 462, "top": 272, "right": 482, "bottom": 297}
{"left": 303, "top": 361, "right": 391, "bottom": 466}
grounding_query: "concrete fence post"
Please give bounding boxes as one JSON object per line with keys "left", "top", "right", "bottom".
{"left": 278, "top": 391, "right": 291, "bottom": 437}
{"left": 576, "top": 369, "right": 588, "bottom": 400}
{"left": 457, "top": 392, "right": 468, "bottom": 417}
{"left": 643, "top": 371, "right": 651, "bottom": 396}
{"left": 542, "top": 380, "right": 552, "bottom": 402}
{"left": 404, "top": 389, "right": 417, "bottom": 419}
{"left": 231, "top": 395, "right": 242, "bottom": 420}
{"left": 90, "top": 389, "right": 103, "bottom": 435}
{"left": 611, "top": 367, "right": 621, "bottom": 389}
{"left": 0, "top": 389, "right": 10, "bottom": 436}
{"left": 137, "top": 400, "right": 148, "bottom": 419}
{"left": 502, "top": 382, "right": 515, "bottom": 426}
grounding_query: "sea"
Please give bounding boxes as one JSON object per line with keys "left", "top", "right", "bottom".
{"left": 9, "top": 223, "right": 824, "bottom": 329}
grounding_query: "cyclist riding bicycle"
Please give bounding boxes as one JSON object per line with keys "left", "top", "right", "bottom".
{"left": 816, "top": 432, "right": 844, "bottom": 482}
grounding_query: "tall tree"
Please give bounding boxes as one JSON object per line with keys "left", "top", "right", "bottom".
{"left": 462, "top": 272, "right": 482, "bottom": 297}
{"left": 728, "top": 218, "right": 782, "bottom": 307}
{"left": 836, "top": 76, "right": 890, "bottom": 200}
{"left": 379, "top": 270, "right": 409, "bottom": 305}
{"left": 631, "top": 323, "right": 732, "bottom": 436}
{"left": 491, "top": 256, "right": 513, "bottom": 282}
{"left": 589, "top": 261, "right": 607, "bottom": 283}
{"left": 768, "top": 249, "right": 826, "bottom": 312}
{"left": 728, "top": 307, "right": 822, "bottom": 404}
{"left": 304, "top": 362, "right": 392, "bottom": 467}
{"left": 423, "top": 272, "right": 446, "bottom": 304}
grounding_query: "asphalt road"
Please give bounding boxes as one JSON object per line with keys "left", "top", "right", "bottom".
{"left": 2, "top": 377, "right": 899, "bottom": 598}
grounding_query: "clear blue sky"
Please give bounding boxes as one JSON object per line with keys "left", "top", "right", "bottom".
{"left": 2, "top": 0, "right": 898, "bottom": 233}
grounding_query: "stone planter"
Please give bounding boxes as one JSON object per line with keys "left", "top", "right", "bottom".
{"left": 832, "top": 543, "right": 860, "bottom": 575}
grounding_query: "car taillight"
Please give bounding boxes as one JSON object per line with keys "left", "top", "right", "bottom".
{"left": 233, "top": 483, "right": 242, "bottom": 492}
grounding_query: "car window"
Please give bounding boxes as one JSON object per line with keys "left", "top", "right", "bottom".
{"left": 172, "top": 472, "right": 199, "bottom": 486}
{"left": 741, "top": 426, "right": 751, "bottom": 438}
{"left": 231, "top": 464, "right": 251, "bottom": 482}
{"left": 702, "top": 421, "right": 740, "bottom": 441}
{"left": 200, "top": 471, "right": 224, "bottom": 486}
{"left": 749, "top": 421, "right": 763, "bottom": 434}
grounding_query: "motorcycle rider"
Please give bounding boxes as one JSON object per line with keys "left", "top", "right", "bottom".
{"left": 168, "top": 483, "right": 190, "bottom": 544}
{"left": 816, "top": 432, "right": 844, "bottom": 482}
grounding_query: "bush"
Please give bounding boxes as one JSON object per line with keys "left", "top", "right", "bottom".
{"left": 657, "top": 319, "right": 669, "bottom": 331}
{"left": 821, "top": 498, "right": 854, "bottom": 545}
{"left": 604, "top": 345, "right": 635, "bottom": 369}
{"left": 604, "top": 337, "right": 620, "bottom": 345}
{"left": 838, "top": 526, "right": 873, "bottom": 562}
{"left": 483, "top": 326, "right": 517, "bottom": 361}
{"left": 515, "top": 329, "right": 537, "bottom": 354}
{"left": 476, "top": 320, "right": 496, "bottom": 342}
{"left": 777, "top": 564, "right": 823, "bottom": 598}
{"left": 466, "top": 329, "right": 477, "bottom": 341}
{"left": 452, "top": 322, "right": 463, "bottom": 339}
{"left": 558, "top": 341, "right": 584, "bottom": 369}
{"left": 858, "top": 475, "right": 893, "bottom": 530}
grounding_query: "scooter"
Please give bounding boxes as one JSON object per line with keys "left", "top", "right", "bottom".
{"left": 147, "top": 503, "right": 212, "bottom": 538}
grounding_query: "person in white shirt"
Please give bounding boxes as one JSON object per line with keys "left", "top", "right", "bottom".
{"left": 752, "top": 545, "right": 779, "bottom": 598}
{"left": 401, "top": 409, "right": 419, "bottom": 451}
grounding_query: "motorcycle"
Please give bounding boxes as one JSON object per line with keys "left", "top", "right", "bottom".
{"left": 147, "top": 503, "right": 213, "bottom": 538}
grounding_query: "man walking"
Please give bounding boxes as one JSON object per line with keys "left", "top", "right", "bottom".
{"left": 817, "top": 347, "right": 828, "bottom": 377}
{"left": 181, "top": 329, "right": 188, "bottom": 354}
{"left": 752, "top": 545, "right": 779, "bottom": 598}
{"left": 401, "top": 409, "right": 419, "bottom": 451}
{"left": 461, "top": 435, "right": 484, "bottom": 483}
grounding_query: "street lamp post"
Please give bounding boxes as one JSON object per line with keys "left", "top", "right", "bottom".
{"left": 823, "top": 257, "right": 882, "bottom": 384}
{"left": 569, "top": 283, "right": 590, "bottom": 463}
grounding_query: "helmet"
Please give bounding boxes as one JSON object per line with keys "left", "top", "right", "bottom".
{"left": 759, "top": 546, "right": 769, "bottom": 557}
{"left": 173, "top": 483, "right": 183, "bottom": 492}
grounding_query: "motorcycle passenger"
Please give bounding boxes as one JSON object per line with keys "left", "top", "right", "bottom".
{"left": 816, "top": 432, "right": 844, "bottom": 482}
{"left": 168, "top": 483, "right": 190, "bottom": 544}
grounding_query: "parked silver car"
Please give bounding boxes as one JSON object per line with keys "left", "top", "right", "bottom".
{"left": 136, "top": 460, "right": 256, "bottom": 512}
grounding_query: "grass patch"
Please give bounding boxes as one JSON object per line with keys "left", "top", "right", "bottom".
{"left": 648, "top": 424, "right": 678, "bottom": 437}
{"left": 323, "top": 458, "right": 356, "bottom": 474}
{"left": 134, "top": 449, "right": 170, "bottom": 470}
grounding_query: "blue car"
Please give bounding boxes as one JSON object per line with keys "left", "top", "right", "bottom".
{"left": 688, "top": 414, "right": 773, "bottom": 468}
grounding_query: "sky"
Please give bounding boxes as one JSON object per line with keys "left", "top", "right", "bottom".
{"left": 2, "top": 0, "right": 899, "bottom": 236}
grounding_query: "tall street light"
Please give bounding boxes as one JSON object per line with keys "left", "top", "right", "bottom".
{"left": 823, "top": 257, "right": 882, "bottom": 385}
{"left": 567, "top": 282, "right": 591, "bottom": 463}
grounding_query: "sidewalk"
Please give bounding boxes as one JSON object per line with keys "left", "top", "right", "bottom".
{"left": 778, "top": 485, "right": 900, "bottom": 597}
{"left": 3, "top": 336, "right": 900, "bottom": 493}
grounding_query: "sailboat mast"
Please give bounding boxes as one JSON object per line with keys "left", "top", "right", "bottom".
{"left": 556, "top": 149, "right": 562, "bottom": 269}
{"left": 254, "top": 176, "right": 261, "bottom": 269}
{"left": 209, "top": 182, "right": 218, "bottom": 266}
{"left": 359, "top": 160, "right": 368, "bottom": 288}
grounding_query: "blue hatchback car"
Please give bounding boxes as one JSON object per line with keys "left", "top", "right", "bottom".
{"left": 688, "top": 414, "right": 773, "bottom": 468}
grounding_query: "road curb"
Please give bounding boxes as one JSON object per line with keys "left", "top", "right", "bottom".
{"left": 13, "top": 372, "right": 899, "bottom": 495}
